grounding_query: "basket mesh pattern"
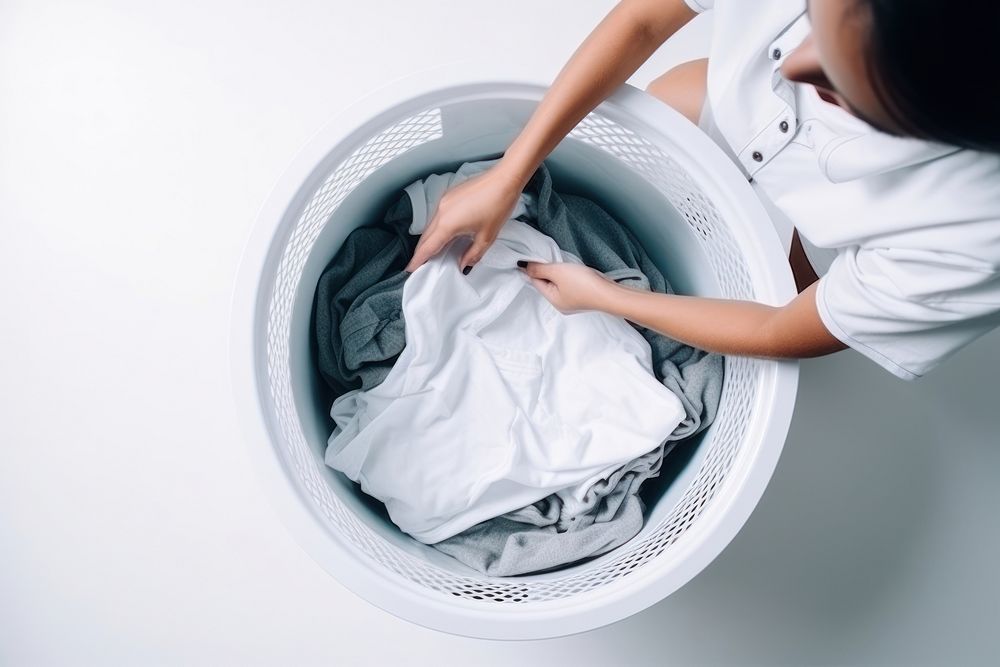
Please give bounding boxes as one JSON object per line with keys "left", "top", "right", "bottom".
{"left": 264, "top": 104, "right": 762, "bottom": 603}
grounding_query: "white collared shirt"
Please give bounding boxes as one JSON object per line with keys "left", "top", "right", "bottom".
{"left": 684, "top": 0, "right": 1000, "bottom": 380}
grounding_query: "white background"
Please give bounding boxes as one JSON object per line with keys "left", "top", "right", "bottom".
{"left": 2, "top": 1, "right": 998, "bottom": 664}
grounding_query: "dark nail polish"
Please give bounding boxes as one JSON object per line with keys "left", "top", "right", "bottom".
{"left": 462, "top": 265, "right": 472, "bottom": 275}
{"left": 516, "top": 260, "right": 528, "bottom": 268}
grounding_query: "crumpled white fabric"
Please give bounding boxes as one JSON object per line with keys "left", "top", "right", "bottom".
{"left": 325, "top": 162, "right": 685, "bottom": 544}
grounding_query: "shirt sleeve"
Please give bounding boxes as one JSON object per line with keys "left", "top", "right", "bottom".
{"left": 815, "top": 245, "right": 1000, "bottom": 380}
{"left": 682, "top": 0, "right": 714, "bottom": 12}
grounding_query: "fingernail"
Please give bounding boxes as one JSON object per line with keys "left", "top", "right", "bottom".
{"left": 462, "top": 265, "right": 472, "bottom": 275}
{"left": 516, "top": 260, "right": 527, "bottom": 268}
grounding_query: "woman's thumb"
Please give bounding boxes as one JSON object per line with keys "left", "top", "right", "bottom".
{"left": 406, "top": 225, "right": 448, "bottom": 272}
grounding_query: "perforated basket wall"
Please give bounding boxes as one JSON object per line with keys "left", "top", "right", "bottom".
{"left": 264, "top": 104, "right": 761, "bottom": 603}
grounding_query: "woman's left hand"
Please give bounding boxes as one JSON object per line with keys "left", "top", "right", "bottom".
{"left": 518, "top": 261, "right": 618, "bottom": 314}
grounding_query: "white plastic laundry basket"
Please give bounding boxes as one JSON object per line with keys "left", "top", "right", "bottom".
{"left": 230, "top": 61, "right": 799, "bottom": 640}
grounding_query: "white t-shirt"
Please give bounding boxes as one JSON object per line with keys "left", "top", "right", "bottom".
{"left": 684, "top": 0, "right": 1000, "bottom": 380}
{"left": 326, "top": 161, "right": 685, "bottom": 543}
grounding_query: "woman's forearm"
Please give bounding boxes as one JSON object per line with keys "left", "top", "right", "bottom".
{"left": 497, "top": 0, "right": 697, "bottom": 187}
{"left": 597, "top": 280, "right": 847, "bottom": 358}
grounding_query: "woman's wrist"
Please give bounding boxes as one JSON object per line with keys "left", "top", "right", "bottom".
{"left": 595, "top": 280, "right": 662, "bottom": 319}
{"left": 590, "top": 277, "right": 630, "bottom": 314}
{"left": 497, "top": 140, "right": 543, "bottom": 190}
{"left": 495, "top": 157, "right": 532, "bottom": 193}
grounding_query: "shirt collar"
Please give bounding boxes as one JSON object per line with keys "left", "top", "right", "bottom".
{"left": 798, "top": 84, "right": 962, "bottom": 183}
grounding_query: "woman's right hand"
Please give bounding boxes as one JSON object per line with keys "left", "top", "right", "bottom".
{"left": 403, "top": 0, "right": 698, "bottom": 275}
{"left": 404, "top": 162, "right": 527, "bottom": 274}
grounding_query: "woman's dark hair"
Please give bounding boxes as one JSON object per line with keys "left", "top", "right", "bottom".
{"left": 861, "top": 0, "right": 1000, "bottom": 153}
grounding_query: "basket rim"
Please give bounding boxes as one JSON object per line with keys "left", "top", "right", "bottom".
{"left": 229, "top": 58, "right": 799, "bottom": 640}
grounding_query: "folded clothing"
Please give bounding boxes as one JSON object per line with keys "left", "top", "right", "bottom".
{"left": 313, "top": 157, "right": 724, "bottom": 575}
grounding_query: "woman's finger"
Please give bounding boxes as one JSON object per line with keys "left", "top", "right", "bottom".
{"left": 459, "top": 233, "right": 494, "bottom": 274}
{"left": 519, "top": 260, "right": 554, "bottom": 281}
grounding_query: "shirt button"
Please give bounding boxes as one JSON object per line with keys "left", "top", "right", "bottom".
{"left": 779, "top": 120, "right": 789, "bottom": 133}
{"left": 752, "top": 151, "right": 763, "bottom": 162}
{"left": 771, "top": 47, "right": 782, "bottom": 60}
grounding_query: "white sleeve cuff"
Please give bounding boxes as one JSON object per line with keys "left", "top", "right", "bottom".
{"left": 815, "top": 273, "right": 922, "bottom": 381}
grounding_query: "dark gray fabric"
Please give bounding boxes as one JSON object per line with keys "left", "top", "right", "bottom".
{"left": 313, "top": 194, "right": 415, "bottom": 394}
{"left": 314, "top": 159, "right": 725, "bottom": 576}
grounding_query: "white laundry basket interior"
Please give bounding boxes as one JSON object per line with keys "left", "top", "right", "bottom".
{"left": 234, "top": 70, "right": 797, "bottom": 640}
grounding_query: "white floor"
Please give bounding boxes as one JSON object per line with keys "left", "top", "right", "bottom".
{"left": 2, "top": 1, "right": 998, "bottom": 665}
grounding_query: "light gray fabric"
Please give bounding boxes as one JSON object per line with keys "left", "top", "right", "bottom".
{"left": 314, "top": 157, "right": 725, "bottom": 576}
{"left": 432, "top": 441, "right": 676, "bottom": 576}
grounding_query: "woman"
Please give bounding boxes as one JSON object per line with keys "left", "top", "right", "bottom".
{"left": 405, "top": 0, "right": 1000, "bottom": 381}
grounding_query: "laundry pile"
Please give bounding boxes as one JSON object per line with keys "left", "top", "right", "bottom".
{"left": 313, "top": 158, "right": 724, "bottom": 576}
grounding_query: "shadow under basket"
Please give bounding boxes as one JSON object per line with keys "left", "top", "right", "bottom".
{"left": 231, "top": 67, "right": 799, "bottom": 640}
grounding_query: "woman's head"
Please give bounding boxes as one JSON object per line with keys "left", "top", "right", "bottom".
{"left": 780, "top": 0, "right": 1000, "bottom": 153}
